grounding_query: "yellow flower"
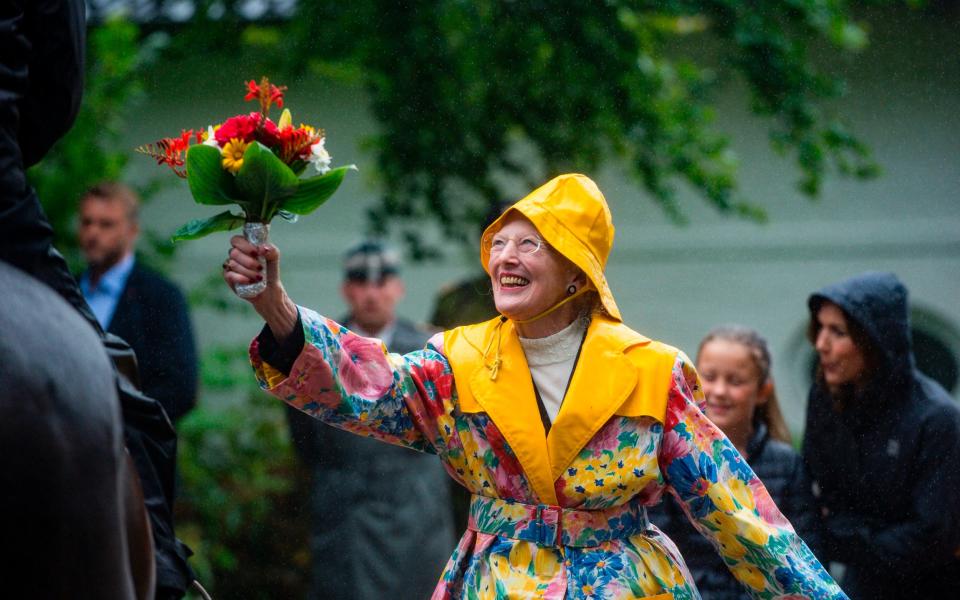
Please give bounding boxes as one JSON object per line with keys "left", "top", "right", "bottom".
{"left": 728, "top": 477, "right": 756, "bottom": 512}
{"left": 708, "top": 485, "right": 737, "bottom": 513}
{"left": 533, "top": 547, "right": 561, "bottom": 578}
{"left": 509, "top": 541, "right": 532, "bottom": 570}
{"left": 738, "top": 513, "right": 772, "bottom": 546}
{"left": 492, "top": 554, "right": 512, "bottom": 587}
{"left": 716, "top": 531, "right": 747, "bottom": 559}
{"left": 709, "top": 509, "right": 771, "bottom": 547}
{"left": 221, "top": 137, "right": 249, "bottom": 173}
{"left": 639, "top": 539, "right": 685, "bottom": 588}
{"left": 477, "top": 578, "right": 497, "bottom": 600}
{"left": 731, "top": 563, "right": 766, "bottom": 591}
{"left": 517, "top": 579, "right": 545, "bottom": 598}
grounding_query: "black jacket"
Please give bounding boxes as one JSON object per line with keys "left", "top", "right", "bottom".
{"left": 651, "top": 422, "right": 824, "bottom": 600}
{"left": 803, "top": 272, "right": 960, "bottom": 600}
{"left": 0, "top": 0, "right": 89, "bottom": 314}
{"left": 107, "top": 263, "right": 198, "bottom": 422}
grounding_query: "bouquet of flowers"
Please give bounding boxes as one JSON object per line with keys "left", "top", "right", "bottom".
{"left": 137, "top": 77, "right": 354, "bottom": 296}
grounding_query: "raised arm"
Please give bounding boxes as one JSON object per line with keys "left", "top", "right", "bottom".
{"left": 224, "top": 237, "right": 457, "bottom": 454}
{"left": 657, "top": 353, "right": 846, "bottom": 600}
{"left": 251, "top": 308, "right": 454, "bottom": 454}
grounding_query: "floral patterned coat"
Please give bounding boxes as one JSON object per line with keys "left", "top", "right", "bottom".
{"left": 252, "top": 308, "right": 845, "bottom": 600}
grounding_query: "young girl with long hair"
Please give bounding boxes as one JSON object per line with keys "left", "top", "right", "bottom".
{"left": 652, "top": 325, "right": 823, "bottom": 600}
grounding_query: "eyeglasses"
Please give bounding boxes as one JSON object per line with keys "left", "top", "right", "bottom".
{"left": 482, "top": 233, "right": 545, "bottom": 255}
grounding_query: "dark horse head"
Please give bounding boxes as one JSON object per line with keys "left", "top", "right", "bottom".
{"left": 0, "top": 261, "right": 154, "bottom": 599}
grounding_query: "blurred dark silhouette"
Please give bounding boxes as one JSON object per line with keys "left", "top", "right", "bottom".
{"left": 0, "top": 261, "right": 155, "bottom": 599}
{"left": 0, "top": 3, "right": 193, "bottom": 597}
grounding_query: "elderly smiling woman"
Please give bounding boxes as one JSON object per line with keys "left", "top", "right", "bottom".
{"left": 223, "top": 174, "right": 846, "bottom": 599}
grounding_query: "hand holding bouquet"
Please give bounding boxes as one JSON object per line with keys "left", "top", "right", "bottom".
{"left": 138, "top": 77, "right": 354, "bottom": 297}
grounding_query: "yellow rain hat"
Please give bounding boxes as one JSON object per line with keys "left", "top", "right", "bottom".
{"left": 481, "top": 173, "right": 621, "bottom": 322}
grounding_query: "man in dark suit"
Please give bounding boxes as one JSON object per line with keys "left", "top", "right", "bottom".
{"left": 287, "top": 240, "right": 455, "bottom": 600}
{"left": 78, "top": 182, "right": 198, "bottom": 422}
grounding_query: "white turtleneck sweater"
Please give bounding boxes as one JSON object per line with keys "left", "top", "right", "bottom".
{"left": 518, "top": 317, "right": 589, "bottom": 424}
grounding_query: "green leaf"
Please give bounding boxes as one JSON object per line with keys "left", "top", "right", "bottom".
{"left": 279, "top": 165, "right": 355, "bottom": 215}
{"left": 171, "top": 210, "right": 245, "bottom": 242}
{"left": 234, "top": 142, "right": 299, "bottom": 221}
{"left": 186, "top": 144, "right": 241, "bottom": 206}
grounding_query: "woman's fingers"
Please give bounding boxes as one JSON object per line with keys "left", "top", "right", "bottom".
{"left": 222, "top": 239, "right": 293, "bottom": 331}
{"left": 229, "top": 234, "right": 255, "bottom": 252}
{"left": 222, "top": 237, "right": 282, "bottom": 293}
{"left": 223, "top": 269, "right": 258, "bottom": 289}
{"left": 228, "top": 236, "right": 260, "bottom": 268}
{"left": 224, "top": 255, "right": 261, "bottom": 282}
{"left": 229, "top": 246, "right": 262, "bottom": 273}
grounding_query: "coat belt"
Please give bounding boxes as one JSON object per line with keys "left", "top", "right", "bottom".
{"left": 467, "top": 494, "right": 650, "bottom": 548}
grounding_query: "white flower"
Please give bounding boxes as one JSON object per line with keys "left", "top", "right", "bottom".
{"left": 307, "top": 137, "right": 331, "bottom": 174}
{"left": 203, "top": 125, "right": 219, "bottom": 147}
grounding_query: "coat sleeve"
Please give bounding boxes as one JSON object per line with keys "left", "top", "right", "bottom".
{"left": 778, "top": 454, "right": 826, "bottom": 562}
{"left": 250, "top": 307, "right": 453, "bottom": 455}
{"left": 657, "top": 354, "right": 847, "bottom": 600}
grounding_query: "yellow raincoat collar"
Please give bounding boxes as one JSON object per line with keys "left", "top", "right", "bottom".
{"left": 444, "top": 314, "right": 675, "bottom": 505}
{"left": 481, "top": 173, "right": 621, "bottom": 321}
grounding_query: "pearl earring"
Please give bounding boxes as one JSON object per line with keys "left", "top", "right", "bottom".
{"left": 567, "top": 285, "right": 577, "bottom": 295}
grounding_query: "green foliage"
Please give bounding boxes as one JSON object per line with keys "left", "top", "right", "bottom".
{"left": 350, "top": 0, "right": 886, "bottom": 251}
{"left": 233, "top": 142, "right": 300, "bottom": 220}
{"left": 187, "top": 271, "right": 258, "bottom": 315}
{"left": 186, "top": 144, "right": 243, "bottom": 206}
{"left": 178, "top": 344, "right": 308, "bottom": 598}
{"left": 27, "top": 17, "right": 167, "bottom": 270}
{"left": 158, "top": 1, "right": 899, "bottom": 256}
{"left": 172, "top": 143, "right": 354, "bottom": 240}
{"left": 280, "top": 165, "right": 357, "bottom": 215}
{"left": 171, "top": 210, "right": 246, "bottom": 242}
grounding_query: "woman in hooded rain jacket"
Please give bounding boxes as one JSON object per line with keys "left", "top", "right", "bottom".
{"left": 224, "top": 174, "right": 846, "bottom": 599}
{"left": 804, "top": 272, "right": 960, "bottom": 599}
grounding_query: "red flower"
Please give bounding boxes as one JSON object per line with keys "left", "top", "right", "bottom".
{"left": 244, "top": 77, "right": 286, "bottom": 113}
{"left": 219, "top": 113, "right": 260, "bottom": 144}
{"left": 216, "top": 112, "right": 282, "bottom": 149}
{"left": 254, "top": 116, "right": 281, "bottom": 148}
{"left": 135, "top": 128, "right": 196, "bottom": 178}
{"left": 689, "top": 476, "right": 710, "bottom": 497}
{"left": 277, "top": 125, "right": 321, "bottom": 163}
{"left": 244, "top": 79, "right": 261, "bottom": 102}
{"left": 215, "top": 113, "right": 258, "bottom": 145}
{"left": 337, "top": 334, "right": 394, "bottom": 400}
{"left": 270, "top": 86, "right": 284, "bottom": 109}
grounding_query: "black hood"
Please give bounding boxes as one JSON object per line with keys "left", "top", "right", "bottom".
{"left": 808, "top": 271, "right": 916, "bottom": 382}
